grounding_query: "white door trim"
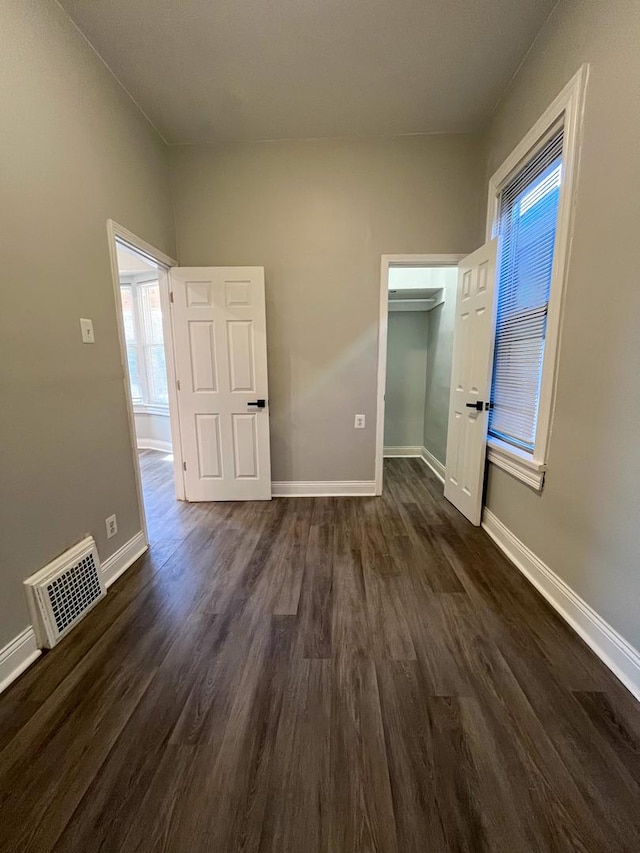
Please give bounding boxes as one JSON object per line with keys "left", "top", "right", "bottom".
{"left": 107, "top": 220, "right": 181, "bottom": 549}
{"left": 375, "top": 254, "right": 465, "bottom": 495}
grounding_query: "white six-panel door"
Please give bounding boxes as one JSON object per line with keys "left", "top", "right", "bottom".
{"left": 444, "top": 241, "right": 497, "bottom": 525}
{"left": 170, "top": 267, "right": 272, "bottom": 501}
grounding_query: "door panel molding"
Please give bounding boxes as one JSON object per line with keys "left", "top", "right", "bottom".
{"left": 171, "top": 266, "right": 271, "bottom": 501}
{"left": 444, "top": 241, "right": 497, "bottom": 525}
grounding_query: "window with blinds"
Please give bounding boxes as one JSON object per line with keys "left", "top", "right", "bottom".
{"left": 138, "top": 282, "right": 169, "bottom": 406}
{"left": 119, "top": 280, "right": 169, "bottom": 409}
{"left": 488, "top": 128, "right": 564, "bottom": 453}
{"left": 120, "top": 284, "right": 142, "bottom": 402}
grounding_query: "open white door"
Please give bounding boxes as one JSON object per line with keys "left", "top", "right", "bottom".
{"left": 444, "top": 241, "right": 497, "bottom": 525}
{"left": 170, "top": 267, "right": 272, "bottom": 501}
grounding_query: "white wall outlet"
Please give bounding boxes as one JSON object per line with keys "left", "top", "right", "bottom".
{"left": 80, "top": 318, "right": 95, "bottom": 344}
{"left": 105, "top": 514, "right": 118, "bottom": 539}
{"left": 354, "top": 414, "right": 366, "bottom": 429}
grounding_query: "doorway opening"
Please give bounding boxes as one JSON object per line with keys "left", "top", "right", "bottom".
{"left": 108, "top": 221, "right": 183, "bottom": 546}
{"left": 375, "top": 255, "right": 462, "bottom": 495}
{"left": 117, "top": 244, "right": 172, "bottom": 454}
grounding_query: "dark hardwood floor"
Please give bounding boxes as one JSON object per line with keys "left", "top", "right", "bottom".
{"left": 1, "top": 452, "right": 639, "bottom": 852}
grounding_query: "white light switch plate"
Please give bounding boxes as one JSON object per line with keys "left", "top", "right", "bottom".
{"left": 80, "top": 318, "right": 95, "bottom": 344}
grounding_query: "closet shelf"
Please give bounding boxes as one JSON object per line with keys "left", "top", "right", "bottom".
{"left": 388, "top": 286, "right": 444, "bottom": 312}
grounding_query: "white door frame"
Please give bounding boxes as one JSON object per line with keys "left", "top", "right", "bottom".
{"left": 375, "top": 254, "right": 465, "bottom": 495}
{"left": 107, "top": 220, "right": 182, "bottom": 548}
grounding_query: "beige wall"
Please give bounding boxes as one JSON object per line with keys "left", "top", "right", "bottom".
{"left": 170, "top": 135, "right": 484, "bottom": 482}
{"left": 384, "top": 312, "right": 429, "bottom": 448}
{"left": 483, "top": 0, "right": 640, "bottom": 648}
{"left": 0, "top": 0, "right": 175, "bottom": 646}
{"left": 423, "top": 267, "right": 458, "bottom": 464}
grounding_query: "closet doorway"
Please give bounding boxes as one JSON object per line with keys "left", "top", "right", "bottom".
{"left": 375, "top": 255, "right": 462, "bottom": 494}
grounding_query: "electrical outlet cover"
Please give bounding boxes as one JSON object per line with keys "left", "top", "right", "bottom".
{"left": 105, "top": 514, "right": 118, "bottom": 539}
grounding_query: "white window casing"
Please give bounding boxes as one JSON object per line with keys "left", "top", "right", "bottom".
{"left": 485, "top": 65, "right": 589, "bottom": 490}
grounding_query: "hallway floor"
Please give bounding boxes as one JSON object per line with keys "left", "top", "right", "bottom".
{"left": 1, "top": 455, "right": 639, "bottom": 852}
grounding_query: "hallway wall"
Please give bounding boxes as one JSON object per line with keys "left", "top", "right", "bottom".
{"left": 169, "top": 135, "right": 485, "bottom": 483}
{"left": 482, "top": 0, "right": 640, "bottom": 650}
{"left": 384, "top": 312, "right": 429, "bottom": 448}
{"left": 0, "top": 0, "right": 175, "bottom": 648}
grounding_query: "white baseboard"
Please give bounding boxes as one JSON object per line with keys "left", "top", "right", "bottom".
{"left": 0, "top": 627, "right": 41, "bottom": 694}
{"left": 383, "top": 446, "right": 422, "bottom": 457}
{"left": 272, "top": 481, "right": 376, "bottom": 498}
{"left": 137, "top": 439, "right": 172, "bottom": 453}
{"left": 382, "top": 444, "right": 446, "bottom": 484}
{"left": 101, "top": 531, "right": 148, "bottom": 588}
{"left": 482, "top": 508, "right": 640, "bottom": 702}
{"left": 420, "top": 446, "right": 446, "bottom": 483}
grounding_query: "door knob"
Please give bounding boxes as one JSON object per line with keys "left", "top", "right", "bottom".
{"left": 247, "top": 399, "right": 266, "bottom": 409}
{"left": 465, "top": 401, "right": 492, "bottom": 411}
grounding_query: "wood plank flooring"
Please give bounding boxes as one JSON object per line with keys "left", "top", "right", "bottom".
{"left": 1, "top": 451, "right": 639, "bottom": 852}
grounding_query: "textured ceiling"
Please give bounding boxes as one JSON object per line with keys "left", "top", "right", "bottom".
{"left": 59, "top": 0, "right": 556, "bottom": 144}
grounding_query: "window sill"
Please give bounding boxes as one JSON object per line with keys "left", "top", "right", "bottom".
{"left": 133, "top": 403, "right": 170, "bottom": 417}
{"left": 486, "top": 438, "right": 546, "bottom": 491}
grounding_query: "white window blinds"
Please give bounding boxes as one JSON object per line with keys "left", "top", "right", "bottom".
{"left": 138, "top": 282, "right": 169, "bottom": 406}
{"left": 489, "top": 129, "right": 563, "bottom": 452}
{"left": 120, "top": 284, "right": 142, "bottom": 402}
{"left": 119, "top": 280, "right": 169, "bottom": 409}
